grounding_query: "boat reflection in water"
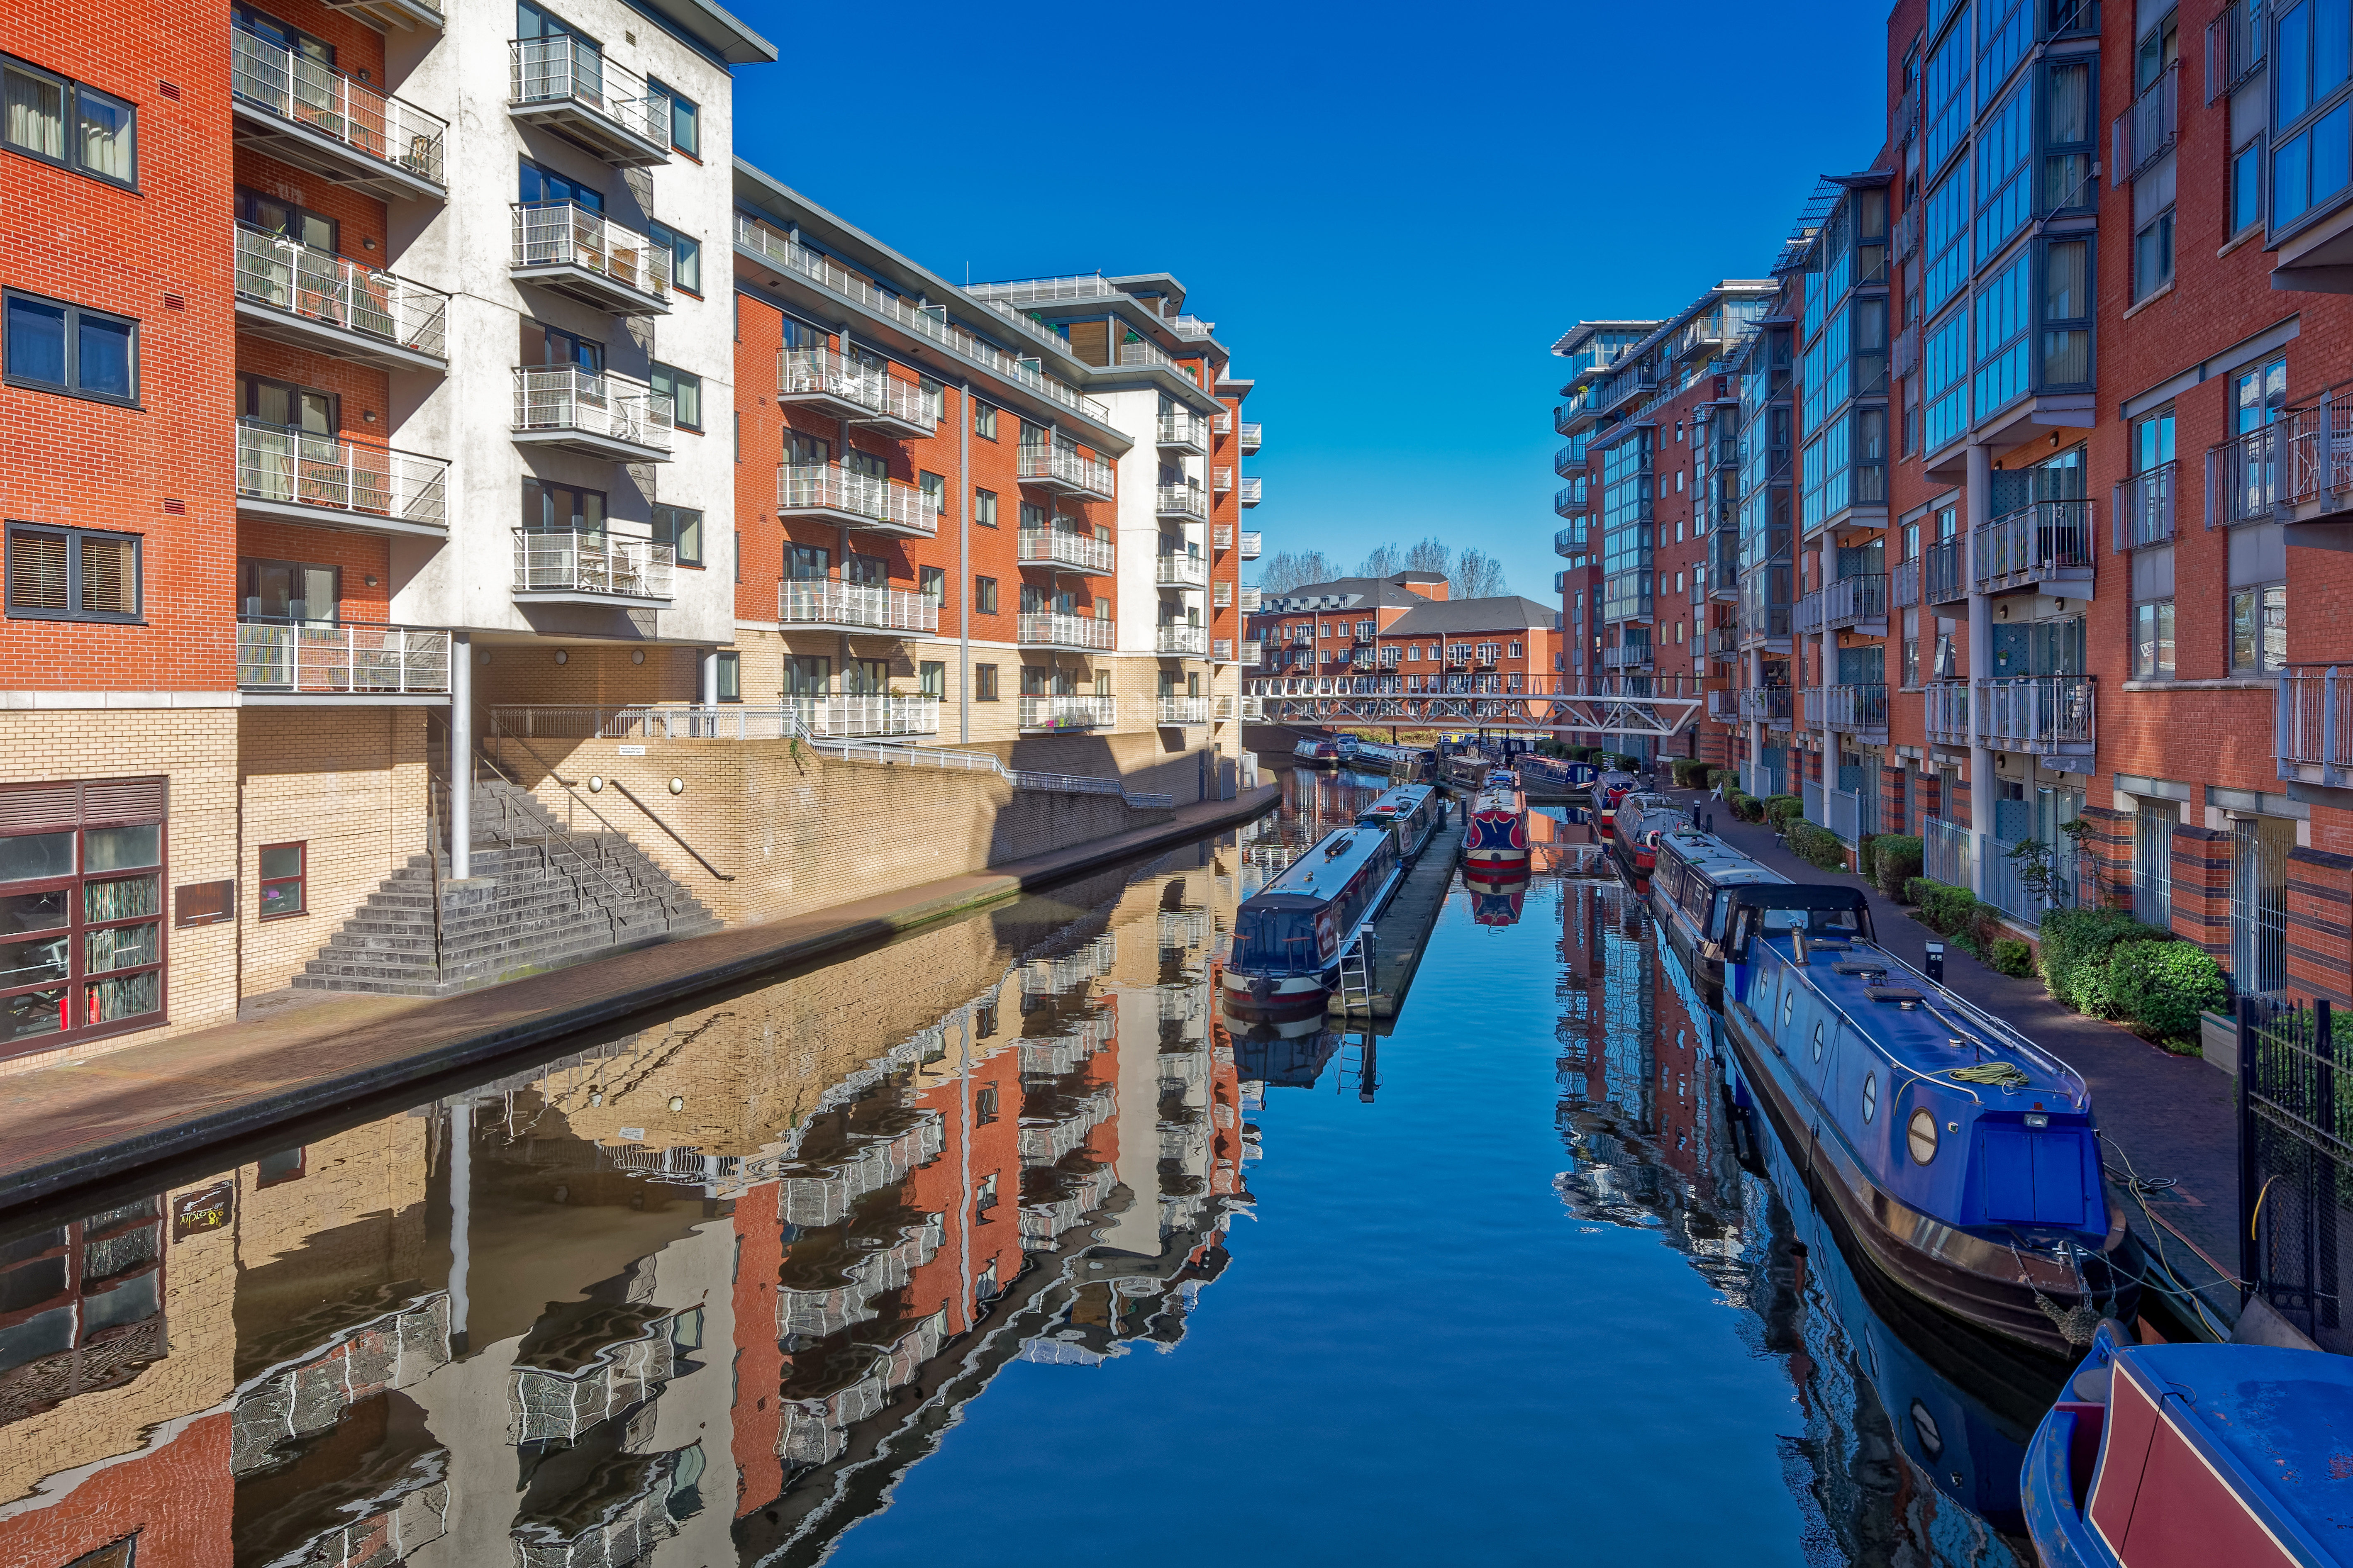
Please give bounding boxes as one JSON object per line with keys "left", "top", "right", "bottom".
{"left": 1553, "top": 877, "right": 2045, "bottom": 1565}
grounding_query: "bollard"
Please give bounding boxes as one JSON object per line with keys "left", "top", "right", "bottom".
{"left": 1924, "top": 941, "right": 1945, "bottom": 984}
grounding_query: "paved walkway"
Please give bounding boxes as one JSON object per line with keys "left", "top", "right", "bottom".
{"left": 1671, "top": 789, "right": 2245, "bottom": 1330}
{"left": 0, "top": 785, "right": 1280, "bottom": 1212}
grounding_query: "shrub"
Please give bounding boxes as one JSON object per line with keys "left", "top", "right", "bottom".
{"left": 1912, "top": 879, "right": 1984, "bottom": 941}
{"left": 2038, "top": 908, "right": 2172, "bottom": 1015}
{"left": 1872, "top": 835, "right": 1924, "bottom": 898}
{"left": 1763, "top": 794, "right": 1806, "bottom": 829}
{"left": 1902, "top": 876, "right": 1931, "bottom": 908}
{"left": 1989, "top": 937, "right": 2035, "bottom": 976}
{"left": 1738, "top": 793, "right": 1767, "bottom": 823}
{"left": 1707, "top": 768, "right": 1736, "bottom": 791}
{"left": 1857, "top": 832, "right": 1879, "bottom": 878}
{"left": 1787, "top": 820, "right": 1849, "bottom": 872}
{"left": 1669, "top": 758, "right": 1714, "bottom": 788}
{"left": 2108, "top": 940, "right": 2229, "bottom": 1045}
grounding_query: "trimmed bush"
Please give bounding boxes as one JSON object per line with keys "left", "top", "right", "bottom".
{"left": 1669, "top": 758, "right": 1713, "bottom": 788}
{"left": 1872, "top": 835, "right": 1924, "bottom": 899}
{"left": 2038, "top": 908, "right": 2172, "bottom": 1015}
{"left": 1912, "top": 878, "right": 1984, "bottom": 940}
{"left": 1787, "top": 820, "right": 1849, "bottom": 871}
{"left": 1989, "top": 937, "right": 2035, "bottom": 976}
{"left": 2108, "top": 940, "right": 2228, "bottom": 1045}
{"left": 1763, "top": 794, "right": 1806, "bottom": 829}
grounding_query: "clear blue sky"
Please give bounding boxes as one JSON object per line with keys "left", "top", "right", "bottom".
{"left": 732, "top": 0, "right": 1891, "bottom": 601}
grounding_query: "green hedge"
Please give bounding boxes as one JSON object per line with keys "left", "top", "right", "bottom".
{"left": 1871, "top": 835, "right": 1924, "bottom": 898}
{"left": 1908, "top": 878, "right": 1985, "bottom": 943}
{"left": 1763, "top": 794, "right": 1806, "bottom": 829}
{"left": 2038, "top": 908, "right": 2172, "bottom": 1015}
{"left": 1725, "top": 789, "right": 1765, "bottom": 823}
{"left": 1786, "top": 820, "right": 1848, "bottom": 871}
{"left": 2108, "top": 940, "right": 2228, "bottom": 1045}
{"left": 1669, "top": 758, "right": 1714, "bottom": 788}
{"left": 1989, "top": 937, "right": 2035, "bottom": 976}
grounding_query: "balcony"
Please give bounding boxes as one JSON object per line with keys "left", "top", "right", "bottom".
{"left": 235, "top": 424, "right": 449, "bottom": 539}
{"left": 860, "top": 375, "right": 939, "bottom": 440}
{"left": 1213, "top": 582, "right": 1233, "bottom": 608}
{"left": 2110, "top": 61, "right": 2177, "bottom": 187}
{"left": 1212, "top": 412, "right": 1232, "bottom": 435}
{"left": 778, "top": 580, "right": 940, "bottom": 636}
{"left": 1019, "top": 527, "right": 1114, "bottom": 575}
{"left": 1158, "top": 413, "right": 1210, "bottom": 454}
{"left": 779, "top": 347, "right": 886, "bottom": 419}
{"left": 802, "top": 696, "right": 939, "bottom": 738}
{"left": 2208, "top": 397, "right": 2353, "bottom": 532}
{"left": 1157, "top": 696, "right": 1209, "bottom": 727}
{"left": 1240, "top": 422, "right": 1262, "bottom": 453}
{"left": 1555, "top": 446, "right": 1586, "bottom": 480}
{"left": 1918, "top": 681, "right": 1966, "bottom": 745}
{"left": 2278, "top": 665, "right": 2353, "bottom": 786}
{"left": 2113, "top": 462, "right": 2175, "bottom": 549}
{"left": 1239, "top": 639, "right": 1263, "bottom": 664}
{"left": 1824, "top": 682, "right": 1890, "bottom": 741}
{"left": 512, "top": 530, "right": 673, "bottom": 606}
{"left": 1822, "top": 573, "right": 1888, "bottom": 633}
{"left": 1736, "top": 687, "right": 1795, "bottom": 726}
{"left": 1707, "top": 689, "right": 1739, "bottom": 724}
{"left": 777, "top": 466, "right": 939, "bottom": 539}
{"left": 1156, "top": 484, "right": 1209, "bottom": 521}
{"left": 232, "top": 226, "right": 447, "bottom": 372}
{"left": 1922, "top": 536, "right": 1969, "bottom": 606}
{"left": 1601, "top": 643, "right": 1653, "bottom": 670}
{"left": 1554, "top": 522, "right": 1587, "bottom": 556}
{"left": 1018, "top": 612, "right": 1116, "bottom": 651}
{"left": 512, "top": 367, "right": 674, "bottom": 461}
{"left": 1555, "top": 488, "right": 1587, "bottom": 521}
{"left": 1019, "top": 694, "right": 1116, "bottom": 731}
{"left": 1976, "top": 676, "right": 2095, "bottom": 758}
{"left": 1554, "top": 568, "right": 1569, "bottom": 593}
{"left": 1890, "top": 556, "right": 1921, "bottom": 608}
{"left": 230, "top": 22, "right": 446, "bottom": 200}
{"left": 1020, "top": 445, "right": 1117, "bottom": 501}
{"left": 1239, "top": 476, "right": 1263, "bottom": 507}
{"left": 507, "top": 37, "right": 671, "bottom": 167}
{"left": 236, "top": 620, "right": 450, "bottom": 699}
{"left": 1213, "top": 638, "right": 1235, "bottom": 662}
{"left": 1710, "top": 623, "right": 1739, "bottom": 659}
{"left": 1212, "top": 524, "right": 1234, "bottom": 549}
{"left": 1239, "top": 695, "right": 1265, "bottom": 720}
{"left": 1973, "top": 501, "right": 2095, "bottom": 596}
{"left": 1237, "top": 587, "right": 1261, "bottom": 612}
{"left": 1154, "top": 553, "right": 1209, "bottom": 589}
{"left": 1239, "top": 531, "right": 1261, "bottom": 558}
{"left": 511, "top": 202, "right": 671, "bottom": 315}
{"left": 1793, "top": 591, "right": 1826, "bottom": 636}
{"left": 1155, "top": 624, "right": 1209, "bottom": 656}
{"left": 1737, "top": 601, "right": 1792, "bottom": 652}
{"left": 1213, "top": 466, "right": 1234, "bottom": 494}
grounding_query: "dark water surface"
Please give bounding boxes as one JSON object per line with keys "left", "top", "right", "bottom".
{"left": 0, "top": 767, "right": 2042, "bottom": 1566}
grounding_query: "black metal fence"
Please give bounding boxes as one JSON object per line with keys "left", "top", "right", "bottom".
{"left": 2238, "top": 995, "right": 2351, "bottom": 1351}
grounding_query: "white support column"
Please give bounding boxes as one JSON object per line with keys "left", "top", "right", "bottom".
{"left": 449, "top": 631, "right": 471, "bottom": 881}
{"left": 700, "top": 649, "right": 719, "bottom": 705}
{"left": 1965, "top": 441, "right": 1994, "bottom": 897}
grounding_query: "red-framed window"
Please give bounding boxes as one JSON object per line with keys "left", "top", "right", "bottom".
{"left": 258, "top": 842, "right": 305, "bottom": 919}
{"left": 0, "top": 777, "right": 167, "bottom": 1055}
{"left": 0, "top": 1193, "right": 166, "bottom": 1415}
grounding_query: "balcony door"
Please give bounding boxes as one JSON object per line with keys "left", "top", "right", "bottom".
{"left": 236, "top": 186, "right": 336, "bottom": 253}
{"left": 522, "top": 320, "right": 602, "bottom": 373}
{"left": 785, "top": 657, "right": 830, "bottom": 700}
{"left": 845, "top": 659, "right": 888, "bottom": 697}
{"left": 240, "top": 559, "right": 337, "bottom": 626}
{"left": 237, "top": 375, "right": 336, "bottom": 507}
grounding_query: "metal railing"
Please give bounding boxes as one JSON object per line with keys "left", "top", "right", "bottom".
{"left": 1554, "top": 522, "right": 1587, "bottom": 554}
{"left": 1555, "top": 446, "right": 1586, "bottom": 479}
{"left": 1825, "top": 682, "right": 1889, "bottom": 734}
{"left": 512, "top": 201, "right": 671, "bottom": 300}
{"left": 1711, "top": 623, "right": 1739, "bottom": 658}
{"left": 778, "top": 465, "right": 939, "bottom": 536}
{"left": 1213, "top": 638, "right": 1234, "bottom": 660}
{"left": 512, "top": 366, "right": 674, "bottom": 449}
{"left": 1018, "top": 612, "right": 1116, "bottom": 650}
{"left": 1824, "top": 573, "right": 1888, "bottom": 627}
{"left": 237, "top": 620, "right": 451, "bottom": 694}
{"left": 1156, "top": 623, "right": 1209, "bottom": 656}
{"left": 1793, "top": 590, "right": 1826, "bottom": 636}
{"left": 1170, "top": 314, "right": 1217, "bottom": 339}
{"left": 235, "top": 423, "right": 448, "bottom": 531}
{"left": 1018, "top": 443, "right": 1116, "bottom": 497}
{"left": 1975, "top": 676, "right": 2096, "bottom": 753}
{"left": 797, "top": 696, "right": 939, "bottom": 737}
{"left": 779, "top": 346, "right": 885, "bottom": 413}
{"left": 1018, "top": 528, "right": 1114, "bottom": 574}
{"left": 1158, "top": 412, "right": 1209, "bottom": 448}
{"left": 508, "top": 36, "right": 666, "bottom": 148}
{"left": 2277, "top": 666, "right": 2353, "bottom": 784}
{"left": 2114, "top": 462, "right": 2176, "bottom": 549}
{"left": 230, "top": 22, "right": 446, "bottom": 186}
{"left": 1212, "top": 465, "right": 1233, "bottom": 492}
{"left": 1212, "top": 524, "right": 1235, "bottom": 549}
{"left": 1019, "top": 694, "right": 1116, "bottom": 730}
{"left": 1213, "top": 582, "right": 1233, "bottom": 607}
{"left": 1707, "top": 689, "right": 1739, "bottom": 723}
{"left": 1154, "top": 553, "right": 1208, "bottom": 588}
{"left": 2207, "top": 1, "right": 2266, "bottom": 101}
{"left": 734, "top": 218, "right": 1109, "bottom": 422}
{"left": 2209, "top": 394, "right": 2353, "bottom": 525}
{"left": 1601, "top": 643, "right": 1652, "bottom": 668}
{"left": 1240, "top": 422, "right": 1262, "bottom": 451}
{"left": 1239, "top": 640, "right": 1263, "bottom": 663}
{"left": 233, "top": 225, "right": 447, "bottom": 358}
{"left": 1925, "top": 680, "right": 1971, "bottom": 744}
{"left": 1155, "top": 483, "right": 1208, "bottom": 520}
{"left": 1239, "top": 476, "right": 1262, "bottom": 506}
{"left": 1890, "top": 555, "right": 1921, "bottom": 608}
{"left": 969, "top": 274, "right": 1126, "bottom": 304}
{"left": 778, "top": 579, "right": 940, "bottom": 634}
{"left": 1157, "top": 696, "right": 1209, "bottom": 725}
{"left": 511, "top": 531, "right": 674, "bottom": 599}
{"left": 2112, "top": 61, "right": 2178, "bottom": 185}
{"left": 1923, "top": 816, "right": 1971, "bottom": 889}
{"left": 865, "top": 373, "right": 938, "bottom": 433}
{"left": 1239, "top": 531, "right": 1261, "bottom": 557}
{"left": 1238, "top": 587, "right": 1261, "bottom": 612}
{"left": 1973, "top": 500, "right": 2095, "bottom": 591}
{"left": 1737, "top": 687, "right": 1795, "bottom": 725}
{"left": 1922, "top": 536, "right": 1968, "bottom": 603}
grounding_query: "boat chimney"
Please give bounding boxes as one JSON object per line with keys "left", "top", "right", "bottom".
{"left": 1791, "top": 929, "right": 1809, "bottom": 966}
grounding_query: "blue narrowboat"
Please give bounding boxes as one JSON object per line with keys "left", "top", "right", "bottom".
{"left": 1354, "top": 782, "right": 1443, "bottom": 862}
{"left": 1648, "top": 828, "right": 1791, "bottom": 1003}
{"left": 2021, "top": 1320, "right": 2353, "bottom": 1568}
{"left": 1222, "top": 826, "right": 1404, "bottom": 1019}
{"left": 1292, "top": 738, "right": 1341, "bottom": 767}
{"left": 1711, "top": 881, "right": 2134, "bottom": 1355}
{"left": 1464, "top": 773, "right": 1528, "bottom": 872}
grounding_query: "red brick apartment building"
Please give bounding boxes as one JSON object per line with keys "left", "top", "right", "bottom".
{"left": 1243, "top": 573, "right": 1563, "bottom": 717}
{"left": 1548, "top": 0, "right": 2353, "bottom": 1003}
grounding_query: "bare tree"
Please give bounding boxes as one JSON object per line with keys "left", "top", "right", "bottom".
{"left": 1404, "top": 536, "right": 1451, "bottom": 576}
{"left": 1253, "top": 549, "right": 1338, "bottom": 594}
{"left": 1358, "top": 542, "right": 1404, "bottom": 579}
{"left": 1453, "top": 548, "right": 1510, "bottom": 600}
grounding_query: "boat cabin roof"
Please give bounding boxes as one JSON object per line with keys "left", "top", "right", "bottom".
{"left": 1658, "top": 829, "right": 1790, "bottom": 888}
{"left": 1252, "top": 828, "right": 1390, "bottom": 903}
{"left": 1471, "top": 782, "right": 1522, "bottom": 811}
{"left": 1356, "top": 784, "right": 1434, "bottom": 821}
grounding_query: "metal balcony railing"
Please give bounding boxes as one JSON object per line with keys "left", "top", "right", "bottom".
{"left": 863, "top": 374, "right": 939, "bottom": 435}
{"left": 1737, "top": 687, "right": 1794, "bottom": 725}
{"left": 799, "top": 696, "right": 939, "bottom": 737}
{"left": 1019, "top": 694, "right": 1116, "bottom": 730}
{"left": 232, "top": 225, "right": 447, "bottom": 359}
{"left": 1213, "top": 638, "right": 1234, "bottom": 660}
{"left": 1212, "top": 466, "right": 1233, "bottom": 493}
{"left": 1155, "top": 553, "right": 1209, "bottom": 588}
{"left": 1169, "top": 314, "right": 1216, "bottom": 339}
{"left": 1823, "top": 573, "right": 1888, "bottom": 628}
{"left": 1158, "top": 696, "right": 1209, "bottom": 725}
{"left": 1706, "top": 689, "right": 1738, "bottom": 723}
{"left": 1212, "top": 523, "right": 1235, "bottom": 549}
{"left": 1215, "top": 694, "right": 1236, "bottom": 720}
{"left": 778, "top": 466, "right": 939, "bottom": 537}
{"left": 1973, "top": 500, "right": 2095, "bottom": 592}
{"left": 1975, "top": 676, "right": 2096, "bottom": 754}
{"left": 1156, "top": 484, "right": 1208, "bottom": 520}
{"left": 1237, "top": 587, "right": 1261, "bottom": 612}
{"left": 2114, "top": 462, "right": 2176, "bottom": 549}
{"left": 2209, "top": 394, "right": 2353, "bottom": 525}
{"left": 1555, "top": 446, "right": 1585, "bottom": 479}
{"left": 779, "top": 346, "right": 886, "bottom": 413}
{"left": 1213, "top": 582, "right": 1233, "bottom": 607}
{"left": 2278, "top": 666, "right": 2353, "bottom": 784}
{"left": 2111, "top": 61, "right": 2178, "bottom": 186}
{"left": 1018, "top": 612, "right": 1117, "bottom": 650}
{"left": 230, "top": 22, "right": 446, "bottom": 187}
{"left": 1925, "top": 680, "right": 1970, "bottom": 744}
{"left": 508, "top": 36, "right": 668, "bottom": 151}
{"left": 2207, "top": 2, "right": 2266, "bottom": 101}
{"left": 512, "top": 201, "right": 670, "bottom": 303}
{"left": 1601, "top": 643, "right": 1652, "bottom": 669}
{"left": 1922, "top": 536, "right": 1968, "bottom": 604}
{"left": 1018, "top": 528, "right": 1114, "bottom": 574}
{"left": 1711, "top": 624, "right": 1739, "bottom": 658}
{"left": 1240, "top": 422, "right": 1262, "bottom": 452}
{"left": 235, "top": 424, "right": 449, "bottom": 531}
{"left": 1890, "top": 556, "right": 1921, "bottom": 608}
{"left": 1158, "top": 412, "right": 1209, "bottom": 449}
{"left": 778, "top": 580, "right": 940, "bottom": 635}
{"left": 1554, "top": 522, "right": 1588, "bottom": 555}
{"left": 1239, "top": 640, "right": 1263, "bottom": 663}
{"left": 1156, "top": 623, "right": 1209, "bottom": 655}
{"left": 1239, "top": 531, "right": 1261, "bottom": 557}
{"left": 1212, "top": 412, "right": 1232, "bottom": 434}
{"left": 236, "top": 620, "right": 451, "bottom": 694}
{"left": 1793, "top": 591, "right": 1826, "bottom": 636}
{"left": 511, "top": 367, "right": 675, "bottom": 450}
{"left": 1239, "top": 695, "right": 1265, "bottom": 719}
{"left": 1019, "top": 444, "right": 1116, "bottom": 499}
{"left": 1825, "top": 682, "right": 1890, "bottom": 734}
{"left": 512, "top": 531, "right": 673, "bottom": 599}
{"left": 1239, "top": 476, "right": 1262, "bottom": 506}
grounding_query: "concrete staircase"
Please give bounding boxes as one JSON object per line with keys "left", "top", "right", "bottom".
{"left": 294, "top": 779, "right": 721, "bottom": 998}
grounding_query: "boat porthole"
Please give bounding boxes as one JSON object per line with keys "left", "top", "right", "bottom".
{"left": 1811, "top": 1021, "right": 1825, "bottom": 1062}
{"left": 1862, "top": 1073, "right": 1878, "bottom": 1122}
{"left": 1907, "top": 1108, "right": 1939, "bottom": 1164}
{"left": 1782, "top": 992, "right": 1795, "bottom": 1029}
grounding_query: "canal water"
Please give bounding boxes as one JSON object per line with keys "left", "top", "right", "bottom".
{"left": 0, "top": 766, "right": 2052, "bottom": 1567}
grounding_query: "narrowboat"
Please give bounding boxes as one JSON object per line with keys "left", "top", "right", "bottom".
{"left": 2021, "top": 1320, "right": 2353, "bottom": 1567}
{"left": 1711, "top": 882, "right": 2134, "bottom": 1355}
{"left": 1354, "top": 782, "right": 1443, "bottom": 862}
{"left": 1517, "top": 756, "right": 1596, "bottom": 801}
{"left": 1592, "top": 768, "right": 1637, "bottom": 833}
{"left": 1607, "top": 791, "right": 1685, "bottom": 878}
{"left": 1222, "top": 825, "right": 1403, "bottom": 1019}
{"left": 1441, "top": 750, "right": 1490, "bottom": 791}
{"left": 1292, "top": 737, "right": 1340, "bottom": 767}
{"left": 1648, "top": 828, "right": 1790, "bottom": 1003}
{"left": 1464, "top": 773, "right": 1529, "bottom": 872}
{"left": 1463, "top": 861, "right": 1529, "bottom": 927}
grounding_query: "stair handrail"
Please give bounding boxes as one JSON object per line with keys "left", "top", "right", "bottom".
{"left": 485, "top": 711, "right": 735, "bottom": 884}
{"left": 472, "top": 731, "right": 657, "bottom": 926}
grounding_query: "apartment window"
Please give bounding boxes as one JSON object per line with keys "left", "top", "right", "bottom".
{"left": 974, "top": 664, "right": 998, "bottom": 701}
{"left": 714, "top": 651, "right": 739, "bottom": 702}
{"left": 1923, "top": 310, "right": 1970, "bottom": 453}
{"left": 7, "top": 525, "right": 139, "bottom": 623}
{"left": 921, "top": 471, "right": 946, "bottom": 515}
{"left": 258, "top": 843, "right": 305, "bottom": 919}
{"left": 1, "top": 56, "right": 136, "bottom": 187}
{"left": 2236, "top": 355, "right": 2288, "bottom": 433}
{"left": 4, "top": 291, "right": 135, "bottom": 404}
{"left": 649, "top": 363, "right": 701, "bottom": 430}
{"left": 240, "top": 558, "right": 336, "bottom": 623}
{"left": 2042, "top": 239, "right": 2093, "bottom": 387}
{"left": 973, "top": 402, "right": 998, "bottom": 440}
{"left": 0, "top": 777, "right": 167, "bottom": 1048}
{"left": 974, "top": 489, "right": 998, "bottom": 528}
{"left": 518, "top": 157, "right": 602, "bottom": 213}
{"left": 1922, "top": 167, "right": 1970, "bottom": 316}
{"left": 974, "top": 576, "right": 997, "bottom": 615}
{"left": 648, "top": 222, "right": 701, "bottom": 295}
{"left": 651, "top": 504, "right": 702, "bottom": 567}
{"left": 2233, "top": 135, "right": 2267, "bottom": 234}
{"left": 648, "top": 77, "right": 698, "bottom": 156}
{"left": 2042, "top": 59, "right": 2096, "bottom": 211}
{"left": 1924, "top": 19, "right": 1971, "bottom": 173}
{"left": 1509, "top": 640, "right": 1523, "bottom": 658}
{"left": 1356, "top": 619, "right": 1375, "bottom": 640}
{"left": 920, "top": 565, "right": 946, "bottom": 601}
{"left": 2133, "top": 204, "right": 2175, "bottom": 300}
{"left": 2132, "top": 539, "right": 2176, "bottom": 678}
{"left": 236, "top": 185, "right": 334, "bottom": 251}
{"left": 919, "top": 661, "right": 945, "bottom": 699}
{"left": 1902, "top": 608, "right": 1921, "bottom": 687}
{"left": 1975, "top": 84, "right": 2032, "bottom": 260}
{"left": 844, "top": 552, "right": 887, "bottom": 589}
{"left": 522, "top": 479, "right": 605, "bottom": 534}
{"left": 786, "top": 544, "right": 829, "bottom": 581}
{"left": 2231, "top": 583, "right": 2287, "bottom": 672}
{"left": 1973, "top": 251, "right": 2031, "bottom": 414}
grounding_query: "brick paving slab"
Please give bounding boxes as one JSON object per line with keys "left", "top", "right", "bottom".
{"left": 0, "top": 785, "right": 1280, "bottom": 1211}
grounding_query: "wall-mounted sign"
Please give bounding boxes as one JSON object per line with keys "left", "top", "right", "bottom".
{"left": 173, "top": 1180, "right": 234, "bottom": 1240}
{"left": 617, "top": 745, "right": 646, "bottom": 756}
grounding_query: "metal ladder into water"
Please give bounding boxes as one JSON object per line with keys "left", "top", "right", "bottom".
{"left": 1336, "top": 931, "right": 1374, "bottom": 1018}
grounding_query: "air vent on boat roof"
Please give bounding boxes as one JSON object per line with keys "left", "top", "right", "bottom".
{"left": 1831, "top": 961, "right": 1886, "bottom": 977}
{"left": 1865, "top": 986, "right": 1924, "bottom": 1004}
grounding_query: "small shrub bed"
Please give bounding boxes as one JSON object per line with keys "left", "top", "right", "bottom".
{"left": 2107, "top": 940, "right": 2228, "bottom": 1046}
{"left": 1763, "top": 794, "right": 1806, "bottom": 830}
{"left": 1870, "top": 835, "right": 1923, "bottom": 898}
{"left": 2038, "top": 908, "right": 2172, "bottom": 1015}
{"left": 1786, "top": 820, "right": 1849, "bottom": 872}
{"left": 1988, "top": 937, "right": 2035, "bottom": 977}
{"left": 1668, "top": 758, "right": 1714, "bottom": 788}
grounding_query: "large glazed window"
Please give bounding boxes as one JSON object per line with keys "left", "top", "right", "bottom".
{"left": 0, "top": 778, "right": 167, "bottom": 1054}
